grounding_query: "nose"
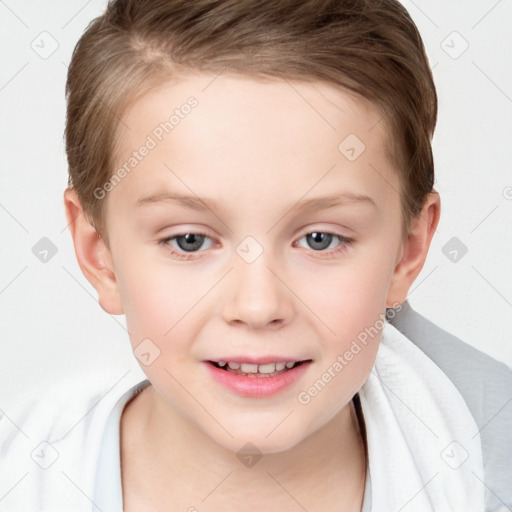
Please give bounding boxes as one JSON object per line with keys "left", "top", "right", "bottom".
{"left": 221, "top": 248, "right": 294, "bottom": 330}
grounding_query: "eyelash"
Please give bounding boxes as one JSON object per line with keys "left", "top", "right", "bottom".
{"left": 158, "top": 230, "right": 354, "bottom": 260}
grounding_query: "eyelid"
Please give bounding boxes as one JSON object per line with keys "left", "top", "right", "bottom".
{"left": 296, "top": 224, "right": 352, "bottom": 238}
{"left": 294, "top": 224, "right": 354, "bottom": 244}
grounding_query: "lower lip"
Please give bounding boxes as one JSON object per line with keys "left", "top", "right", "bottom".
{"left": 203, "top": 361, "right": 312, "bottom": 398}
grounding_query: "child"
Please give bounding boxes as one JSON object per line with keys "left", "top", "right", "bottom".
{"left": 1, "top": 0, "right": 511, "bottom": 510}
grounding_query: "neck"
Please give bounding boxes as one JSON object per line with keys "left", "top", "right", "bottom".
{"left": 121, "top": 385, "right": 367, "bottom": 511}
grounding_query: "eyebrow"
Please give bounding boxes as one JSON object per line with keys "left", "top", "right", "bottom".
{"left": 135, "top": 191, "right": 377, "bottom": 213}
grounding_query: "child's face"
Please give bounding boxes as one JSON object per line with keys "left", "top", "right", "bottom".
{"left": 103, "top": 72, "right": 405, "bottom": 453}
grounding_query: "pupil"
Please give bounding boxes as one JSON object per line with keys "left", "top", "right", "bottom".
{"left": 177, "top": 233, "right": 204, "bottom": 252}
{"left": 307, "top": 232, "right": 332, "bottom": 250}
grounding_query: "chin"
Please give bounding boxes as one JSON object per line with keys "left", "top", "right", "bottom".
{"left": 208, "top": 423, "right": 308, "bottom": 456}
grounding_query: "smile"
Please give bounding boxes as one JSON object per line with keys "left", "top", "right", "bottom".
{"left": 204, "top": 359, "right": 313, "bottom": 398}
{"left": 209, "top": 360, "right": 307, "bottom": 377}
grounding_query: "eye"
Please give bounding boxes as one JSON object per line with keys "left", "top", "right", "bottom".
{"left": 158, "top": 230, "right": 353, "bottom": 260}
{"left": 158, "top": 232, "right": 213, "bottom": 259}
{"left": 294, "top": 231, "right": 353, "bottom": 257}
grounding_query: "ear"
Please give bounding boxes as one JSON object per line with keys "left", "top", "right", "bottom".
{"left": 386, "top": 192, "right": 441, "bottom": 307}
{"left": 63, "top": 187, "right": 124, "bottom": 315}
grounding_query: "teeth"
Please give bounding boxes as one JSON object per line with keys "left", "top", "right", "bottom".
{"left": 217, "top": 360, "right": 300, "bottom": 373}
{"left": 258, "top": 363, "right": 276, "bottom": 374}
{"left": 240, "top": 363, "right": 259, "bottom": 373}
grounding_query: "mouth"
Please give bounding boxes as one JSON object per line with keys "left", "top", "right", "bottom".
{"left": 207, "top": 359, "right": 311, "bottom": 378}
{"left": 204, "top": 358, "right": 313, "bottom": 398}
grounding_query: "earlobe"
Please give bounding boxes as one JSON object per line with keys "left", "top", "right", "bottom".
{"left": 386, "top": 192, "right": 441, "bottom": 308}
{"left": 63, "top": 187, "right": 124, "bottom": 315}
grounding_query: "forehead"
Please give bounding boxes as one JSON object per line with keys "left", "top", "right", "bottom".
{"left": 107, "top": 72, "right": 400, "bottom": 220}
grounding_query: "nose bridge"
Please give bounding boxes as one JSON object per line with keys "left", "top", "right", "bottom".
{"left": 221, "top": 236, "right": 293, "bottom": 329}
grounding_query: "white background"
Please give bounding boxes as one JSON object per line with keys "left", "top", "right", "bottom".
{"left": 1, "top": 0, "right": 511, "bottom": 409}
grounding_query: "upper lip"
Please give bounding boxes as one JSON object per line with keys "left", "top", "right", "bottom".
{"left": 206, "top": 356, "right": 312, "bottom": 365}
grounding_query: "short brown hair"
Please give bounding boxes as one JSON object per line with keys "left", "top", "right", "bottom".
{"left": 65, "top": 0, "right": 437, "bottom": 246}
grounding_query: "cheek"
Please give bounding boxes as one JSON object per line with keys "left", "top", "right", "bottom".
{"left": 294, "top": 263, "right": 389, "bottom": 426}
{"left": 296, "top": 250, "right": 394, "bottom": 333}
{"left": 115, "top": 249, "right": 195, "bottom": 349}
{"left": 294, "top": 251, "right": 394, "bottom": 389}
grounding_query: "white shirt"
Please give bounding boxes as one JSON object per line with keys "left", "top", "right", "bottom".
{"left": 0, "top": 371, "right": 372, "bottom": 511}
{"left": 92, "top": 379, "right": 373, "bottom": 511}
{"left": 4, "top": 314, "right": 509, "bottom": 510}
